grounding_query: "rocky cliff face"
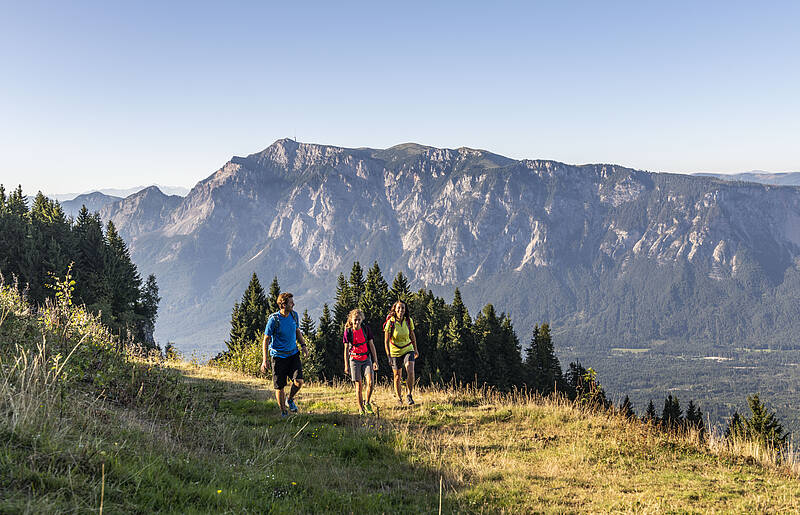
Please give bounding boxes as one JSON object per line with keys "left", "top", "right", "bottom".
{"left": 101, "top": 139, "right": 800, "bottom": 355}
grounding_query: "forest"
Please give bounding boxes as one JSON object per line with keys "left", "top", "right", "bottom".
{"left": 0, "top": 185, "right": 160, "bottom": 346}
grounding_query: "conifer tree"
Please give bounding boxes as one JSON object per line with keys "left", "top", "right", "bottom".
{"left": 474, "top": 304, "right": 504, "bottom": 385}
{"left": 71, "top": 207, "right": 107, "bottom": 308}
{"left": 441, "top": 289, "right": 476, "bottom": 384}
{"left": 333, "top": 273, "right": 353, "bottom": 330}
{"left": 525, "top": 323, "right": 564, "bottom": 394}
{"left": 725, "top": 412, "right": 744, "bottom": 438}
{"left": 359, "top": 262, "right": 391, "bottom": 328}
{"left": 348, "top": 261, "right": 366, "bottom": 304}
{"left": 743, "top": 394, "right": 787, "bottom": 448}
{"left": 643, "top": 400, "right": 658, "bottom": 424}
{"left": 661, "top": 394, "right": 683, "bottom": 430}
{"left": 390, "top": 271, "right": 411, "bottom": 302}
{"left": 498, "top": 314, "right": 525, "bottom": 389}
{"left": 316, "top": 304, "right": 341, "bottom": 382}
{"left": 104, "top": 221, "right": 142, "bottom": 334}
{"left": 267, "top": 276, "right": 281, "bottom": 314}
{"left": 136, "top": 274, "right": 160, "bottom": 345}
{"left": 685, "top": 400, "right": 705, "bottom": 437}
{"left": 226, "top": 272, "right": 268, "bottom": 352}
{"left": 300, "top": 309, "right": 323, "bottom": 380}
{"left": 619, "top": 395, "right": 635, "bottom": 419}
{"left": 565, "top": 361, "right": 588, "bottom": 400}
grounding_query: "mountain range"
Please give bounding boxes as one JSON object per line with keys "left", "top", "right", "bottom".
{"left": 96, "top": 139, "right": 800, "bottom": 424}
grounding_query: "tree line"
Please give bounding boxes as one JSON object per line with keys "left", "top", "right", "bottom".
{"left": 220, "top": 260, "right": 789, "bottom": 448}
{"left": 222, "top": 260, "right": 615, "bottom": 402}
{"left": 0, "top": 185, "right": 160, "bottom": 346}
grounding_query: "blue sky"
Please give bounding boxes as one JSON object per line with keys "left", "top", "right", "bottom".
{"left": 1, "top": 1, "right": 798, "bottom": 194}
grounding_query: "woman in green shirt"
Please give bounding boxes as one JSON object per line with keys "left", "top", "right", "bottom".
{"left": 383, "top": 300, "right": 419, "bottom": 405}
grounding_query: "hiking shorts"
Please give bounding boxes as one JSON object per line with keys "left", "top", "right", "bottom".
{"left": 390, "top": 351, "right": 415, "bottom": 370}
{"left": 349, "top": 357, "right": 374, "bottom": 383}
{"left": 271, "top": 352, "right": 303, "bottom": 389}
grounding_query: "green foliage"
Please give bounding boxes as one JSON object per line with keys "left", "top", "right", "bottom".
{"left": 729, "top": 394, "right": 788, "bottom": 449}
{"left": 0, "top": 186, "right": 160, "bottom": 347}
{"left": 226, "top": 272, "right": 268, "bottom": 353}
{"left": 661, "top": 394, "right": 683, "bottom": 429}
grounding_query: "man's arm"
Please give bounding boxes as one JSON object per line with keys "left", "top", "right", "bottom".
{"left": 296, "top": 328, "right": 308, "bottom": 356}
{"left": 260, "top": 333, "right": 270, "bottom": 374}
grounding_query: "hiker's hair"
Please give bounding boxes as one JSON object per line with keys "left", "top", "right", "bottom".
{"left": 345, "top": 309, "right": 364, "bottom": 331}
{"left": 277, "top": 292, "right": 293, "bottom": 309}
{"left": 388, "top": 300, "right": 411, "bottom": 327}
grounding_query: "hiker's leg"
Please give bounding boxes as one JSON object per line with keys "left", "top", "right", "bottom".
{"left": 364, "top": 366, "right": 374, "bottom": 404}
{"left": 405, "top": 360, "right": 415, "bottom": 395}
{"left": 275, "top": 388, "right": 286, "bottom": 411}
{"left": 355, "top": 379, "right": 363, "bottom": 409}
{"left": 289, "top": 378, "right": 303, "bottom": 401}
{"left": 393, "top": 368, "right": 403, "bottom": 399}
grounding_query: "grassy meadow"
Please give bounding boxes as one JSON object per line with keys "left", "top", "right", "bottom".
{"left": 2, "top": 277, "right": 800, "bottom": 513}
{"left": 4, "top": 357, "right": 800, "bottom": 513}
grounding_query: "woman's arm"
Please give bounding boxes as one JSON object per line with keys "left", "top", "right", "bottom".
{"left": 343, "top": 338, "right": 349, "bottom": 374}
{"left": 410, "top": 328, "right": 419, "bottom": 358}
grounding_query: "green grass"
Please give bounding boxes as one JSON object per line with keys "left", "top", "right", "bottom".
{"left": 3, "top": 353, "right": 800, "bottom": 513}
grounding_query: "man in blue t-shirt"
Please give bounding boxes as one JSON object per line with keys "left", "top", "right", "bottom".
{"left": 260, "top": 292, "right": 308, "bottom": 416}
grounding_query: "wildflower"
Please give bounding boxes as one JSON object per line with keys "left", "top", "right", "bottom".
{"left": 291, "top": 482, "right": 297, "bottom": 486}
{"left": 217, "top": 490, "right": 222, "bottom": 494}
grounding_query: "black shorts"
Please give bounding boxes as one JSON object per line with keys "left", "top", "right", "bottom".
{"left": 390, "top": 351, "right": 415, "bottom": 370}
{"left": 271, "top": 352, "right": 303, "bottom": 389}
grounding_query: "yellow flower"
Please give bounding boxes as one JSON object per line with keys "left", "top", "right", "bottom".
{"left": 217, "top": 490, "right": 222, "bottom": 494}
{"left": 291, "top": 482, "right": 297, "bottom": 486}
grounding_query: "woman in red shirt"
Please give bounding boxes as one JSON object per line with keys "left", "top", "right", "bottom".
{"left": 343, "top": 309, "right": 379, "bottom": 414}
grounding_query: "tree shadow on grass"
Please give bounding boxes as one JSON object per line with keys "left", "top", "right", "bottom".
{"left": 175, "top": 371, "right": 458, "bottom": 513}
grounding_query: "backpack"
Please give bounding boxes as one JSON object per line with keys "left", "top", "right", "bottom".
{"left": 345, "top": 323, "right": 371, "bottom": 359}
{"left": 268, "top": 310, "right": 299, "bottom": 335}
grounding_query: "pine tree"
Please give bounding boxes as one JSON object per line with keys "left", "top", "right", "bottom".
{"left": 390, "top": 271, "right": 411, "bottom": 302}
{"left": 226, "top": 273, "right": 268, "bottom": 353}
{"left": 441, "top": 289, "right": 476, "bottom": 384}
{"left": 498, "top": 314, "right": 525, "bottom": 390}
{"left": 267, "top": 276, "right": 281, "bottom": 314}
{"left": 333, "top": 273, "right": 353, "bottom": 331}
{"left": 103, "top": 221, "right": 142, "bottom": 336}
{"left": 316, "top": 304, "right": 341, "bottom": 382}
{"left": 619, "top": 395, "right": 635, "bottom": 419}
{"left": 661, "top": 394, "right": 682, "bottom": 430}
{"left": 359, "top": 262, "right": 391, "bottom": 329}
{"left": 643, "top": 400, "right": 659, "bottom": 424}
{"left": 725, "top": 412, "right": 744, "bottom": 438}
{"left": 474, "top": 304, "right": 504, "bottom": 385}
{"left": 300, "top": 309, "right": 323, "bottom": 380}
{"left": 525, "top": 323, "right": 564, "bottom": 395}
{"left": 348, "top": 261, "right": 366, "bottom": 305}
{"left": 136, "top": 274, "right": 160, "bottom": 346}
{"left": 685, "top": 400, "right": 705, "bottom": 438}
{"left": 743, "top": 394, "right": 787, "bottom": 448}
{"left": 565, "top": 361, "right": 588, "bottom": 400}
{"left": 71, "top": 207, "right": 107, "bottom": 308}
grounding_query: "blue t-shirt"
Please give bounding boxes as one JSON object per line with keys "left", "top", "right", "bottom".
{"left": 265, "top": 311, "right": 299, "bottom": 358}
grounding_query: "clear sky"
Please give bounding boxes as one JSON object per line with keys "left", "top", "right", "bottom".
{"left": 2, "top": 1, "right": 798, "bottom": 195}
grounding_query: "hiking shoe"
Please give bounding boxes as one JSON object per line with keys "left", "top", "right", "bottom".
{"left": 406, "top": 394, "right": 415, "bottom": 405}
{"left": 287, "top": 399, "right": 298, "bottom": 413}
{"left": 364, "top": 402, "right": 374, "bottom": 414}
{"left": 281, "top": 410, "right": 289, "bottom": 418}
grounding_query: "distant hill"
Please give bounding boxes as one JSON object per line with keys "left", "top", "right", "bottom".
{"left": 50, "top": 184, "right": 190, "bottom": 203}
{"left": 694, "top": 171, "right": 800, "bottom": 186}
{"left": 60, "top": 191, "right": 122, "bottom": 218}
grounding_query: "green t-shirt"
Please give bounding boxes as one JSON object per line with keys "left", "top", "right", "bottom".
{"left": 386, "top": 316, "right": 415, "bottom": 357}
